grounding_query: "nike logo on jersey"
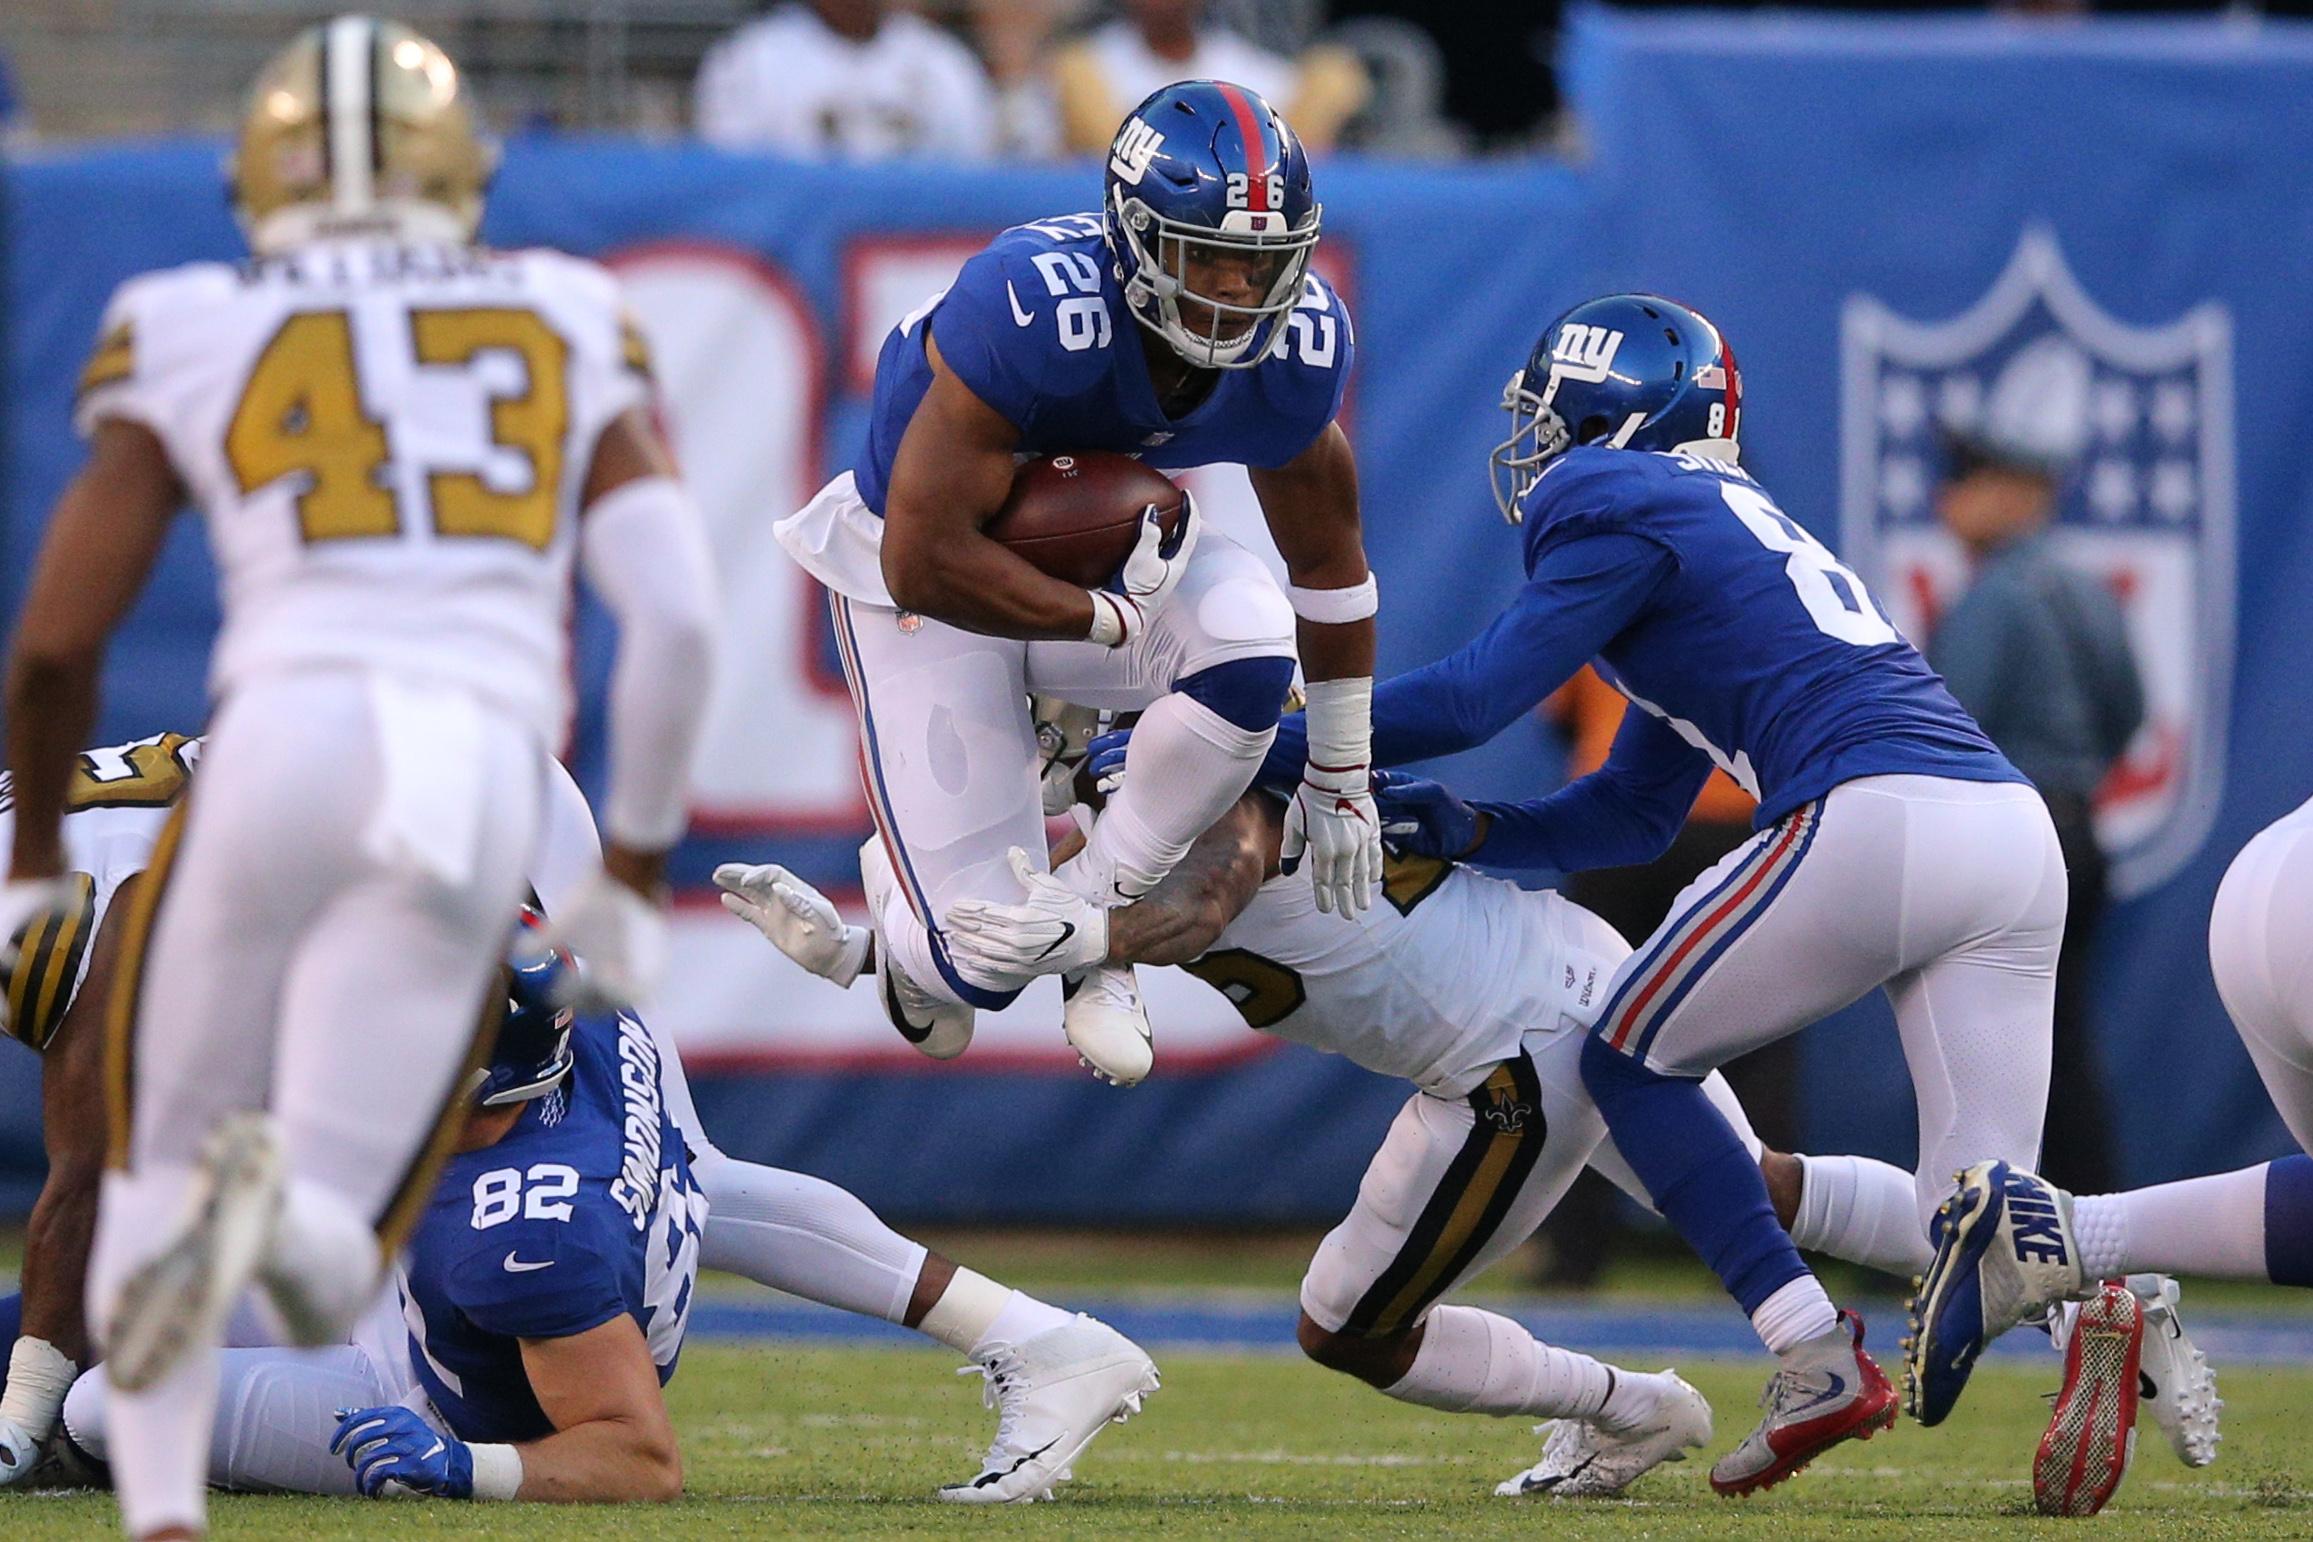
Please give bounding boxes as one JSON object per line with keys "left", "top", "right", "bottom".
{"left": 1035, "top": 922, "right": 1077, "bottom": 961}
{"left": 502, "top": 1253, "right": 554, "bottom": 1273}
{"left": 1006, "top": 281, "right": 1034, "bottom": 328}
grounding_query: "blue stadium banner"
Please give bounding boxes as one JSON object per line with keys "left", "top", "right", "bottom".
{"left": 4, "top": 9, "right": 2310, "bottom": 1218}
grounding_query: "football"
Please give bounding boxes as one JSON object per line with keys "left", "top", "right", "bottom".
{"left": 983, "top": 452, "right": 1189, "bottom": 588}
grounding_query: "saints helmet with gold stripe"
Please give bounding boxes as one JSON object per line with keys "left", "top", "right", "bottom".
{"left": 230, "top": 14, "right": 497, "bottom": 255}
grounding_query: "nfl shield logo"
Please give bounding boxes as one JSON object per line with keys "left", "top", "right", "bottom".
{"left": 1840, "top": 227, "right": 2236, "bottom": 898}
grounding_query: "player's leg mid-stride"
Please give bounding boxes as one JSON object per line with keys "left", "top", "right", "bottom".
{"left": 1905, "top": 1158, "right": 2087, "bottom": 1427}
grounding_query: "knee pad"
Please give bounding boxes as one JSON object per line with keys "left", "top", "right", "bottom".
{"left": 1175, "top": 654, "right": 1297, "bottom": 733}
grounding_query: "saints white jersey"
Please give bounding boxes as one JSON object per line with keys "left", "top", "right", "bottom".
{"left": 1190, "top": 855, "right": 1629, "bottom": 1099}
{"left": 74, "top": 240, "right": 653, "bottom": 737}
{"left": 0, "top": 733, "right": 200, "bottom": 1050}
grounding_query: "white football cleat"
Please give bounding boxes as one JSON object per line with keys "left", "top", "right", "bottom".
{"left": 2127, "top": 1273, "right": 2221, "bottom": 1467}
{"left": 104, "top": 1112, "right": 283, "bottom": 1393}
{"left": 1496, "top": 1372, "right": 1713, "bottom": 1498}
{"left": 858, "top": 838, "right": 974, "bottom": 1060}
{"left": 1060, "top": 962, "right": 1153, "bottom": 1086}
{"left": 940, "top": 1314, "right": 1160, "bottom": 1504}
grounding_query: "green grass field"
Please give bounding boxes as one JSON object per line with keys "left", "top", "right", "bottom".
{"left": 6, "top": 1346, "right": 2312, "bottom": 1538}
{"left": 7, "top": 1231, "right": 2311, "bottom": 1536}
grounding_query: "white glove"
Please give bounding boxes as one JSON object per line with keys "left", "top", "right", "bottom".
{"left": 0, "top": 877, "right": 67, "bottom": 981}
{"left": 943, "top": 847, "right": 1110, "bottom": 979}
{"left": 713, "top": 862, "right": 870, "bottom": 987}
{"left": 1284, "top": 762, "right": 1381, "bottom": 916}
{"left": 1086, "top": 497, "right": 1199, "bottom": 647}
{"left": 534, "top": 871, "right": 668, "bottom": 1013}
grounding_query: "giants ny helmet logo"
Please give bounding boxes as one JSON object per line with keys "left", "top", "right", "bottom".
{"left": 1840, "top": 226, "right": 2236, "bottom": 898}
{"left": 1109, "top": 118, "right": 1166, "bottom": 186}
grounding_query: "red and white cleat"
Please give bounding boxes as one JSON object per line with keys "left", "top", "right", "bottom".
{"left": 2034, "top": 1279, "right": 2145, "bottom": 1516}
{"left": 1710, "top": 1309, "right": 1898, "bottom": 1497}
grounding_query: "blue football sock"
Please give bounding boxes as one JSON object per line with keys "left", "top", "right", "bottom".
{"left": 2264, "top": 1153, "right": 2313, "bottom": 1287}
{"left": 1581, "top": 1034, "right": 1811, "bottom": 1313}
{"left": 0, "top": 1292, "right": 20, "bottom": 1399}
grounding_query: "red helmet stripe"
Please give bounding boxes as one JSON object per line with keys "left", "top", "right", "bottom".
{"left": 1213, "top": 82, "right": 1272, "bottom": 212}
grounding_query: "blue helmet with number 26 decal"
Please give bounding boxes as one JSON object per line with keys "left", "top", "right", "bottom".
{"left": 1103, "top": 80, "right": 1321, "bottom": 372}
{"left": 1491, "top": 294, "right": 1743, "bottom": 523}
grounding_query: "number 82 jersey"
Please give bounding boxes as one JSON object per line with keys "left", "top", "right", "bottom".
{"left": 1522, "top": 446, "right": 2023, "bottom": 824}
{"left": 74, "top": 240, "right": 654, "bottom": 738}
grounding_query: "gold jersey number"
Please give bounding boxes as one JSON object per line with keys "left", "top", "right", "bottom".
{"left": 225, "top": 307, "right": 569, "bottom": 550}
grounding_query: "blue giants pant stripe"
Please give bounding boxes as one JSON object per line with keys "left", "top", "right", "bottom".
{"left": 828, "top": 595, "right": 1022, "bottom": 1012}
{"left": 1599, "top": 799, "right": 1824, "bottom": 1060}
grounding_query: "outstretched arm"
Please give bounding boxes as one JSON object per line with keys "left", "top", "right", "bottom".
{"left": 1261, "top": 530, "right": 1676, "bottom": 783}
{"left": 1465, "top": 709, "right": 1716, "bottom": 873}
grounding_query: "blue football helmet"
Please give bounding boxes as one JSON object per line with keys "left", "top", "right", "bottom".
{"left": 1490, "top": 294, "right": 1744, "bottom": 522}
{"left": 1103, "top": 80, "right": 1321, "bottom": 371}
{"left": 475, "top": 909, "right": 576, "bottom": 1108}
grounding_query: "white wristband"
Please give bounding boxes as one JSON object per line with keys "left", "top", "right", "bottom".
{"left": 1286, "top": 574, "right": 1378, "bottom": 625}
{"left": 469, "top": 1442, "right": 524, "bottom": 1502}
{"left": 1301, "top": 675, "right": 1374, "bottom": 770}
{"left": 1085, "top": 591, "right": 1129, "bottom": 647}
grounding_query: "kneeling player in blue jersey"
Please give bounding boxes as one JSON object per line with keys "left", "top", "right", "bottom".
{"left": 1256, "top": 295, "right": 2066, "bottom": 1493}
{"left": 776, "top": 79, "right": 1380, "bottom": 1089}
{"left": 60, "top": 933, "right": 705, "bottom": 1502}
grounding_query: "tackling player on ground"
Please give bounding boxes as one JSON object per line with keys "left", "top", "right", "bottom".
{"left": 0, "top": 21, "right": 718, "bottom": 1538}
{"left": 775, "top": 78, "right": 1379, "bottom": 1088}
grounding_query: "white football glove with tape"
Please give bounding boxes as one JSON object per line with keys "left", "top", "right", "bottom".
{"left": 943, "top": 847, "right": 1109, "bottom": 979}
{"left": 534, "top": 871, "right": 667, "bottom": 1013}
{"left": 714, "top": 862, "right": 871, "bottom": 987}
{"left": 0, "top": 877, "right": 67, "bottom": 981}
{"left": 1285, "top": 678, "right": 1381, "bottom": 916}
{"left": 1086, "top": 497, "right": 1199, "bottom": 648}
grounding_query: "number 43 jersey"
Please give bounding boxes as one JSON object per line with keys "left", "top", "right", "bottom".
{"left": 397, "top": 1011, "right": 706, "bottom": 1444}
{"left": 1524, "top": 446, "right": 2021, "bottom": 823}
{"left": 74, "top": 241, "right": 653, "bottom": 738}
{"left": 851, "top": 213, "right": 1353, "bottom": 516}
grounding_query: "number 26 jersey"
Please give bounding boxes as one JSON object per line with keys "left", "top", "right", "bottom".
{"left": 74, "top": 240, "right": 653, "bottom": 738}
{"left": 1521, "top": 446, "right": 2023, "bottom": 824}
{"left": 851, "top": 213, "right": 1353, "bottom": 516}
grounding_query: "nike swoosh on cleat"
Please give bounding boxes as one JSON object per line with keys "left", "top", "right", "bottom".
{"left": 1035, "top": 922, "right": 1077, "bottom": 961}
{"left": 974, "top": 1437, "right": 1062, "bottom": 1486}
{"left": 2140, "top": 1371, "right": 2159, "bottom": 1400}
{"left": 1781, "top": 1372, "right": 1849, "bottom": 1420}
{"left": 883, "top": 972, "right": 935, "bottom": 1043}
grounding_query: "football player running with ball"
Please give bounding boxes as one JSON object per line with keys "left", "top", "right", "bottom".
{"left": 1243, "top": 294, "right": 2068, "bottom": 1493}
{"left": 0, "top": 19, "right": 717, "bottom": 1540}
{"left": 775, "top": 80, "right": 1378, "bottom": 1088}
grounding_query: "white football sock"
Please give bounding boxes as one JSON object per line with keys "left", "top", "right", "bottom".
{"left": 87, "top": 1166, "right": 214, "bottom": 1538}
{"left": 263, "top": 1178, "right": 382, "bottom": 1344}
{"left": 1752, "top": 1275, "right": 1840, "bottom": 1357}
{"left": 693, "top": 1156, "right": 926, "bottom": 1324}
{"left": 2073, "top": 1164, "right": 2270, "bottom": 1280}
{"left": 1790, "top": 1153, "right": 1934, "bottom": 1276}
{"left": 974, "top": 1289, "right": 1075, "bottom": 1356}
{"left": 1063, "top": 693, "right": 1272, "bottom": 903}
{"left": 1381, "top": 1305, "right": 1618, "bottom": 1419}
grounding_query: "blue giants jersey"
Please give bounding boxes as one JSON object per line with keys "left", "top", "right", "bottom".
{"left": 852, "top": 212, "right": 1353, "bottom": 514}
{"left": 1522, "top": 446, "right": 2022, "bottom": 822}
{"left": 397, "top": 1012, "right": 705, "bottom": 1444}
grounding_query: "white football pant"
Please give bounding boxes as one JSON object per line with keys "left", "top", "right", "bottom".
{"left": 2210, "top": 796, "right": 2313, "bottom": 1152}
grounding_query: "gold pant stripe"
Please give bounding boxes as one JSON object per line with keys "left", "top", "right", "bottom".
{"left": 1343, "top": 1058, "right": 1549, "bottom": 1339}
{"left": 373, "top": 983, "right": 507, "bottom": 1257}
{"left": 103, "top": 803, "right": 191, "bottom": 1170}
{"left": 5, "top": 873, "right": 97, "bottom": 1052}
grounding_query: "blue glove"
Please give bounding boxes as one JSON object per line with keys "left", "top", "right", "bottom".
{"left": 1371, "top": 770, "right": 1482, "bottom": 861}
{"left": 1082, "top": 725, "right": 1132, "bottom": 798}
{"left": 332, "top": 1405, "right": 474, "bottom": 1499}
